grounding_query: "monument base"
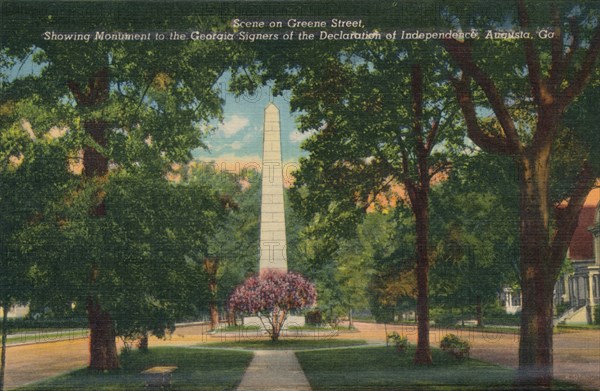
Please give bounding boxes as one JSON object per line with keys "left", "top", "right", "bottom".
{"left": 243, "top": 315, "right": 305, "bottom": 329}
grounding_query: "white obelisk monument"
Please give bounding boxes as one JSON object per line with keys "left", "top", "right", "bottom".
{"left": 244, "top": 102, "right": 305, "bottom": 328}
{"left": 259, "top": 102, "right": 288, "bottom": 273}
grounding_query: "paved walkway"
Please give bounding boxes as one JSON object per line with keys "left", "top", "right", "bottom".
{"left": 236, "top": 350, "right": 311, "bottom": 391}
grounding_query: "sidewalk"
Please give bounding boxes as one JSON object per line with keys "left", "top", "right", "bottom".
{"left": 237, "top": 350, "right": 312, "bottom": 391}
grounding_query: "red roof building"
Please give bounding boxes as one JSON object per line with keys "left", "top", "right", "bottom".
{"left": 556, "top": 187, "right": 600, "bottom": 324}
{"left": 568, "top": 188, "right": 600, "bottom": 262}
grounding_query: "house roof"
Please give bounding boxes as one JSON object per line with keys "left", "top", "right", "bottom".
{"left": 569, "top": 188, "right": 600, "bottom": 261}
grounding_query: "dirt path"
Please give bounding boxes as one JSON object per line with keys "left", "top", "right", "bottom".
{"left": 4, "top": 339, "right": 88, "bottom": 390}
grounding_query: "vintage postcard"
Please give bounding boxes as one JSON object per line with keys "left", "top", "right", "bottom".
{"left": 1, "top": 1, "right": 599, "bottom": 390}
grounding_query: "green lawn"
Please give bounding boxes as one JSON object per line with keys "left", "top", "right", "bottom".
{"left": 205, "top": 338, "right": 368, "bottom": 350}
{"left": 441, "top": 324, "right": 520, "bottom": 335}
{"left": 556, "top": 324, "right": 600, "bottom": 331}
{"left": 7, "top": 329, "right": 88, "bottom": 345}
{"left": 18, "top": 347, "right": 253, "bottom": 391}
{"left": 296, "top": 346, "right": 584, "bottom": 391}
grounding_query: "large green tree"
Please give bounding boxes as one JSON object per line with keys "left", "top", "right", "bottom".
{"left": 183, "top": 164, "right": 261, "bottom": 329}
{"left": 0, "top": 101, "right": 71, "bottom": 391}
{"left": 430, "top": 154, "right": 520, "bottom": 326}
{"left": 23, "top": 170, "right": 220, "bottom": 359}
{"left": 261, "top": 40, "right": 461, "bottom": 364}
{"left": 1, "top": 1, "right": 246, "bottom": 369}
{"left": 443, "top": 0, "right": 600, "bottom": 385}
{"left": 292, "top": 211, "right": 388, "bottom": 326}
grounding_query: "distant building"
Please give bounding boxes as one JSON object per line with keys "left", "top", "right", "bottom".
{"left": 499, "top": 188, "right": 600, "bottom": 323}
{"left": 0, "top": 304, "right": 29, "bottom": 319}
{"left": 554, "top": 188, "right": 600, "bottom": 324}
{"left": 499, "top": 287, "right": 521, "bottom": 315}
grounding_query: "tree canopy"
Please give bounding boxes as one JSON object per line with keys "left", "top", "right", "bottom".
{"left": 1, "top": 1, "right": 247, "bottom": 369}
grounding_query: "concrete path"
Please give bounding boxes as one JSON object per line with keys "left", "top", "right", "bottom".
{"left": 236, "top": 350, "right": 312, "bottom": 391}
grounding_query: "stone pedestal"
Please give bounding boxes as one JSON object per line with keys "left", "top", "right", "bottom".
{"left": 243, "top": 315, "right": 306, "bottom": 329}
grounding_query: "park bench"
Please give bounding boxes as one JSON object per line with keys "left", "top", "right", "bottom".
{"left": 141, "top": 366, "right": 177, "bottom": 389}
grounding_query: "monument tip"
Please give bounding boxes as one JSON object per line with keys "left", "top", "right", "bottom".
{"left": 265, "top": 102, "right": 279, "bottom": 113}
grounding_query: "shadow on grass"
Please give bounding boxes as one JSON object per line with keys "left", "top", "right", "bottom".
{"left": 296, "top": 346, "right": 586, "bottom": 391}
{"left": 17, "top": 347, "right": 253, "bottom": 391}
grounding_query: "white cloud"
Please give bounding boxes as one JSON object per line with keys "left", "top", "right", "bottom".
{"left": 221, "top": 115, "right": 249, "bottom": 137}
{"left": 229, "top": 141, "right": 243, "bottom": 150}
{"left": 289, "top": 129, "right": 316, "bottom": 143}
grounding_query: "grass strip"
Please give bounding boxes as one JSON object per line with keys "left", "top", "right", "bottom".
{"left": 296, "top": 346, "right": 585, "bottom": 390}
{"left": 556, "top": 324, "right": 600, "bottom": 331}
{"left": 17, "top": 347, "right": 253, "bottom": 391}
{"left": 7, "top": 329, "right": 89, "bottom": 345}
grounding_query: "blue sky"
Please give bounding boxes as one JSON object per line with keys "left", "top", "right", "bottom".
{"left": 4, "top": 60, "right": 307, "bottom": 165}
{"left": 193, "top": 77, "right": 307, "bottom": 166}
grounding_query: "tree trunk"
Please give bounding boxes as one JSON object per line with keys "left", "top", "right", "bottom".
{"left": 209, "top": 302, "right": 219, "bottom": 331}
{"left": 69, "top": 68, "right": 118, "bottom": 370}
{"left": 137, "top": 332, "right": 149, "bottom": 352}
{"left": 413, "top": 199, "right": 433, "bottom": 365}
{"left": 84, "top": 117, "right": 118, "bottom": 370}
{"left": 228, "top": 308, "right": 236, "bottom": 327}
{"left": 1, "top": 305, "right": 8, "bottom": 391}
{"left": 87, "top": 300, "right": 119, "bottom": 370}
{"left": 476, "top": 295, "right": 483, "bottom": 327}
{"left": 516, "top": 154, "right": 556, "bottom": 388}
{"left": 516, "top": 156, "right": 595, "bottom": 389}
{"left": 270, "top": 309, "right": 286, "bottom": 342}
{"left": 518, "top": 270, "right": 555, "bottom": 388}
{"left": 203, "top": 258, "right": 220, "bottom": 330}
{"left": 406, "top": 64, "right": 433, "bottom": 366}
{"left": 348, "top": 308, "right": 353, "bottom": 329}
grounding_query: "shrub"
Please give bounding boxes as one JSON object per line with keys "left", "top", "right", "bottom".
{"left": 484, "top": 312, "right": 520, "bottom": 326}
{"left": 440, "top": 333, "right": 470, "bottom": 360}
{"left": 387, "top": 331, "right": 409, "bottom": 353}
{"left": 305, "top": 310, "right": 322, "bottom": 325}
{"left": 370, "top": 302, "right": 396, "bottom": 323}
{"left": 228, "top": 270, "right": 317, "bottom": 341}
{"left": 556, "top": 302, "right": 570, "bottom": 317}
{"left": 432, "top": 310, "right": 459, "bottom": 327}
{"left": 483, "top": 304, "right": 520, "bottom": 326}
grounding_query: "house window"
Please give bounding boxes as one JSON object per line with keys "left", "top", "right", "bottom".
{"left": 511, "top": 291, "right": 521, "bottom": 307}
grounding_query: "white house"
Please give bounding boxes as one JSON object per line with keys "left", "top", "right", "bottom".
{"left": 554, "top": 188, "right": 600, "bottom": 324}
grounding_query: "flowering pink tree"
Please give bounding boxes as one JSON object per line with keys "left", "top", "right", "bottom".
{"left": 228, "top": 270, "right": 317, "bottom": 341}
